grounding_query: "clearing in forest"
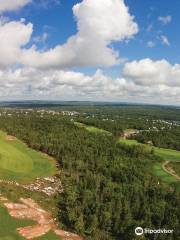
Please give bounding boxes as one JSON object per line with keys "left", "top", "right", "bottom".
{"left": 74, "top": 122, "right": 112, "bottom": 135}
{"left": 0, "top": 131, "right": 57, "bottom": 184}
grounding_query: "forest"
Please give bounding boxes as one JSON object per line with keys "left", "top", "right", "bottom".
{"left": 0, "top": 105, "right": 179, "bottom": 240}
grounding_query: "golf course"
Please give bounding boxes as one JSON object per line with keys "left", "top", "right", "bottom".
{"left": 74, "top": 122, "right": 180, "bottom": 185}
{"left": 118, "top": 138, "right": 180, "bottom": 185}
{"left": 0, "top": 131, "right": 65, "bottom": 239}
{"left": 0, "top": 131, "right": 57, "bottom": 184}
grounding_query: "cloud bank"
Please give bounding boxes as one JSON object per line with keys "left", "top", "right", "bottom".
{"left": 0, "top": 59, "right": 180, "bottom": 104}
{"left": 0, "top": 0, "right": 178, "bottom": 104}
{"left": 123, "top": 59, "right": 180, "bottom": 87}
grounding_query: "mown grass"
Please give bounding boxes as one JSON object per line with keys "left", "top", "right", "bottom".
{"left": 0, "top": 131, "right": 60, "bottom": 239}
{"left": 118, "top": 139, "right": 142, "bottom": 146}
{"left": 74, "top": 122, "right": 112, "bottom": 136}
{"left": 118, "top": 138, "right": 180, "bottom": 162}
{"left": 118, "top": 138, "right": 180, "bottom": 184}
{"left": 0, "top": 131, "right": 57, "bottom": 183}
{"left": 152, "top": 163, "right": 177, "bottom": 184}
{"left": 154, "top": 148, "right": 180, "bottom": 162}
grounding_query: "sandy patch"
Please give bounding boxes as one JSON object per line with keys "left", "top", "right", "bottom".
{"left": 55, "top": 229, "right": 83, "bottom": 240}
{"left": 0, "top": 197, "right": 83, "bottom": 240}
{"left": 6, "top": 135, "right": 17, "bottom": 141}
{"left": 17, "top": 224, "right": 52, "bottom": 239}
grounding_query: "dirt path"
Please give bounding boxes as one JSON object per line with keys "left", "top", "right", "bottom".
{"left": 0, "top": 195, "right": 83, "bottom": 240}
{"left": 162, "top": 161, "right": 180, "bottom": 181}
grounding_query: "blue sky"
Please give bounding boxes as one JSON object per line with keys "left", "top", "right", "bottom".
{"left": 8, "top": 0, "right": 178, "bottom": 64}
{"left": 0, "top": 0, "right": 179, "bottom": 104}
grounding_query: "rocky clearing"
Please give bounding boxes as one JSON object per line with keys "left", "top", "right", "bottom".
{"left": 0, "top": 176, "right": 63, "bottom": 196}
{"left": 0, "top": 195, "right": 83, "bottom": 240}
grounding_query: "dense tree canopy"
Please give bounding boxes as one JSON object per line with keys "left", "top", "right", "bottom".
{"left": 0, "top": 109, "right": 179, "bottom": 240}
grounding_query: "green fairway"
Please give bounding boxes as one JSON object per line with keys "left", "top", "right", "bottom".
{"left": 118, "top": 138, "right": 180, "bottom": 162}
{"left": 118, "top": 137, "right": 180, "bottom": 184}
{"left": 152, "top": 163, "right": 177, "bottom": 184}
{"left": 154, "top": 148, "right": 180, "bottom": 162}
{"left": 0, "top": 131, "right": 57, "bottom": 183}
{"left": 118, "top": 138, "right": 141, "bottom": 146}
{"left": 74, "top": 122, "right": 112, "bottom": 136}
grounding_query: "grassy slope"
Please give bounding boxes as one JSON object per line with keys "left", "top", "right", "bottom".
{"left": 0, "top": 131, "right": 59, "bottom": 238}
{"left": 74, "top": 122, "right": 112, "bottom": 136}
{"left": 118, "top": 138, "right": 180, "bottom": 184}
{"left": 0, "top": 131, "right": 57, "bottom": 183}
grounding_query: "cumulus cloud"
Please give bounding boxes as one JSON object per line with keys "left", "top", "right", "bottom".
{"left": 0, "top": 61, "right": 180, "bottom": 104}
{"left": 0, "top": 68, "right": 126, "bottom": 98}
{"left": 158, "top": 15, "right": 172, "bottom": 25}
{"left": 0, "top": 19, "right": 33, "bottom": 69}
{"left": 20, "top": 0, "right": 138, "bottom": 69}
{"left": 0, "top": 0, "right": 31, "bottom": 13}
{"left": 0, "top": 0, "right": 178, "bottom": 105}
{"left": 123, "top": 58, "right": 180, "bottom": 87}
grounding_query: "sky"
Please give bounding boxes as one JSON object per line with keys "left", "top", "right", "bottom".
{"left": 0, "top": 0, "right": 179, "bottom": 105}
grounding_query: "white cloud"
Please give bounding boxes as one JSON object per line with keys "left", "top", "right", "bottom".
{"left": 0, "top": 19, "right": 33, "bottom": 69}
{"left": 0, "top": 0, "right": 31, "bottom": 13}
{"left": 160, "top": 35, "right": 170, "bottom": 46}
{"left": 0, "top": 0, "right": 138, "bottom": 69}
{"left": 147, "top": 41, "right": 155, "bottom": 48}
{"left": 0, "top": 68, "right": 125, "bottom": 99}
{"left": 0, "top": 1, "right": 178, "bottom": 105}
{"left": 123, "top": 58, "right": 180, "bottom": 87}
{"left": 20, "top": 0, "right": 138, "bottom": 69}
{"left": 158, "top": 15, "right": 172, "bottom": 25}
{"left": 0, "top": 60, "right": 180, "bottom": 105}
